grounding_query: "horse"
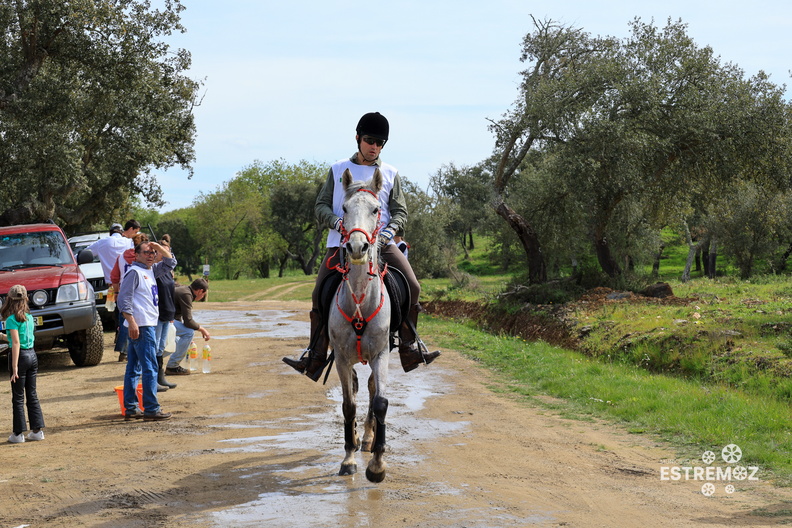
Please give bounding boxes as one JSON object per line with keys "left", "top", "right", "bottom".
{"left": 328, "top": 168, "right": 392, "bottom": 483}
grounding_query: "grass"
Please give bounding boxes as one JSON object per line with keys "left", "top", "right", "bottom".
{"left": 421, "top": 315, "right": 792, "bottom": 485}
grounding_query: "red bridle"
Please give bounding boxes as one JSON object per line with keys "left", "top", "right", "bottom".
{"left": 338, "top": 188, "right": 382, "bottom": 247}
{"left": 332, "top": 187, "right": 386, "bottom": 364}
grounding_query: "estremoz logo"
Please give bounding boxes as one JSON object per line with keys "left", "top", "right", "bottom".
{"left": 659, "top": 444, "right": 759, "bottom": 496}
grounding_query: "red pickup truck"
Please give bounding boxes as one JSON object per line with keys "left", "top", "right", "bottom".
{"left": 0, "top": 223, "right": 104, "bottom": 366}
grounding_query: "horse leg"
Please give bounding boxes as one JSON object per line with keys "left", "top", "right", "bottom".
{"left": 338, "top": 365, "right": 359, "bottom": 476}
{"left": 365, "top": 355, "right": 388, "bottom": 483}
{"left": 361, "top": 373, "right": 376, "bottom": 452}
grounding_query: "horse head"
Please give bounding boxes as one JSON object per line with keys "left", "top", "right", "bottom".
{"left": 341, "top": 168, "right": 383, "bottom": 265}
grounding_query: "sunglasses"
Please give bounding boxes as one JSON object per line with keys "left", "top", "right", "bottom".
{"left": 142, "top": 250, "right": 158, "bottom": 256}
{"left": 361, "top": 136, "right": 386, "bottom": 147}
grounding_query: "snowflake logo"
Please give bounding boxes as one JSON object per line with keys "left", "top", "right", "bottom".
{"left": 725, "top": 484, "right": 735, "bottom": 494}
{"left": 702, "top": 451, "right": 716, "bottom": 465}
{"left": 701, "top": 482, "right": 716, "bottom": 497}
{"left": 722, "top": 444, "right": 742, "bottom": 464}
{"left": 732, "top": 466, "right": 748, "bottom": 480}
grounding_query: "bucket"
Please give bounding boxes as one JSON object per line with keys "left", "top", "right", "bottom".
{"left": 114, "top": 385, "right": 144, "bottom": 416}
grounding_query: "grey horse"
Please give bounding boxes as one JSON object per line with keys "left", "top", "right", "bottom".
{"left": 329, "top": 168, "right": 392, "bottom": 483}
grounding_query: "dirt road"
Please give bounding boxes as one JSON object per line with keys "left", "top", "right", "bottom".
{"left": 2, "top": 301, "right": 791, "bottom": 527}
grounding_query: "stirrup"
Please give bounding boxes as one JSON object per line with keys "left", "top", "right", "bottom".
{"left": 417, "top": 339, "right": 441, "bottom": 365}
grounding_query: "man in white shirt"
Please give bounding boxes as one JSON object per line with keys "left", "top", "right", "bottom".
{"left": 87, "top": 220, "right": 141, "bottom": 361}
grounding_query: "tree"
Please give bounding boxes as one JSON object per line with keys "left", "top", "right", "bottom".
{"left": 192, "top": 178, "right": 265, "bottom": 280}
{"left": 239, "top": 159, "right": 329, "bottom": 276}
{"left": 490, "top": 17, "right": 616, "bottom": 283}
{"left": 491, "top": 17, "right": 792, "bottom": 282}
{"left": 430, "top": 163, "right": 492, "bottom": 257}
{"left": 270, "top": 177, "right": 326, "bottom": 275}
{"left": 0, "top": 0, "right": 199, "bottom": 229}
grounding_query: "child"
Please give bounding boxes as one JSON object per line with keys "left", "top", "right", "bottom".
{"left": 2, "top": 284, "right": 45, "bottom": 443}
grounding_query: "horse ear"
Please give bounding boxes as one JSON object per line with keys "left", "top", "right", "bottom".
{"left": 342, "top": 168, "right": 353, "bottom": 189}
{"left": 371, "top": 168, "right": 383, "bottom": 193}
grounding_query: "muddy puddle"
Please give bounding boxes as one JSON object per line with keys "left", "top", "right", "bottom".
{"left": 204, "top": 358, "right": 480, "bottom": 527}
{"left": 195, "top": 308, "right": 309, "bottom": 339}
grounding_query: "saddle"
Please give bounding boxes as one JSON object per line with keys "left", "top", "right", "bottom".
{"left": 317, "top": 263, "right": 409, "bottom": 335}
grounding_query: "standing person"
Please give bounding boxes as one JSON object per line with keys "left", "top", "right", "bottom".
{"left": 2, "top": 285, "right": 45, "bottom": 443}
{"left": 109, "top": 231, "right": 149, "bottom": 364}
{"left": 282, "top": 112, "right": 440, "bottom": 382}
{"left": 153, "top": 235, "right": 177, "bottom": 389}
{"left": 87, "top": 220, "right": 141, "bottom": 286}
{"left": 165, "top": 279, "right": 211, "bottom": 376}
{"left": 88, "top": 220, "right": 141, "bottom": 361}
{"left": 118, "top": 241, "right": 176, "bottom": 421}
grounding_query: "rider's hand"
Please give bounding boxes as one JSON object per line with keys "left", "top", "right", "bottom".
{"left": 378, "top": 226, "right": 395, "bottom": 247}
{"left": 333, "top": 217, "right": 343, "bottom": 234}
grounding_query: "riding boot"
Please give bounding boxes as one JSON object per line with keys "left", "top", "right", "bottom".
{"left": 158, "top": 356, "right": 177, "bottom": 389}
{"left": 282, "top": 309, "right": 331, "bottom": 382}
{"left": 398, "top": 303, "right": 441, "bottom": 373}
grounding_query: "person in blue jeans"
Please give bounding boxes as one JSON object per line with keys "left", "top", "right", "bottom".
{"left": 165, "top": 279, "right": 211, "bottom": 375}
{"left": 118, "top": 241, "right": 176, "bottom": 421}
{"left": 2, "top": 284, "right": 45, "bottom": 443}
{"left": 152, "top": 235, "right": 177, "bottom": 389}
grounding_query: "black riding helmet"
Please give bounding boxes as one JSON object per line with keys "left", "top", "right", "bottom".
{"left": 356, "top": 112, "right": 389, "bottom": 142}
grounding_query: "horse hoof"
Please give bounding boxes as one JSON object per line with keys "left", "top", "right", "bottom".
{"left": 365, "top": 467, "right": 386, "bottom": 483}
{"left": 339, "top": 464, "right": 357, "bottom": 476}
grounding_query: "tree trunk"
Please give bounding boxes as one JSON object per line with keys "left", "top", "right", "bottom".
{"left": 592, "top": 230, "right": 621, "bottom": 278}
{"left": 707, "top": 237, "right": 717, "bottom": 279}
{"left": 493, "top": 200, "right": 546, "bottom": 283}
{"left": 467, "top": 229, "right": 474, "bottom": 250}
{"left": 652, "top": 243, "right": 665, "bottom": 277}
{"left": 681, "top": 221, "right": 697, "bottom": 283}
{"left": 702, "top": 239, "right": 710, "bottom": 277}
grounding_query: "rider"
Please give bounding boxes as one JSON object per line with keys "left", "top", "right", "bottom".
{"left": 282, "top": 111, "right": 440, "bottom": 381}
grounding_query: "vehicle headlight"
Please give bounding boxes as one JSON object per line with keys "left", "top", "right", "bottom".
{"left": 31, "top": 290, "right": 49, "bottom": 307}
{"left": 56, "top": 281, "right": 88, "bottom": 303}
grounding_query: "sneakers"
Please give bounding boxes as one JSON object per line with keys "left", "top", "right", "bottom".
{"left": 124, "top": 410, "right": 144, "bottom": 421}
{"left": 143, "top": 411, "right": 172, "bottom": 421}
{"left": 26, "top": 430, "right": 45, "bottom": 441}
{"left": 8, "top": 433, "right": 25, "bottom": 444}
{"left": 118, "top": 352, "right": 127, "bottom": 362}
{"left": 165, "top": 366, "right": 190, "bottom": 376}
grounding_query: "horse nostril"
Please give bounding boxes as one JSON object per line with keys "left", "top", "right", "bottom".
{"left": 361, "top": 243, "right": 369, "bottom": 254}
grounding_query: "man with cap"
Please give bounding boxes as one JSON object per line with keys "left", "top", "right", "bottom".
{"left": 87, "top": 220, "right": 141, "bottom": 360}
{"left": 282, "top": 111, "right": 440, "bottom": 382}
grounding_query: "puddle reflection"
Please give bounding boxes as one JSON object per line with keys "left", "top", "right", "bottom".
{"left": 194, "top": 309, "right": 309, "bottom": 339}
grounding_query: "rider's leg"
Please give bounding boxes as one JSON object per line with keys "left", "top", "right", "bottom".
{"left": 282, "top": 248, "right": 338, "bottom": 381}
{"left": 381, "top": 245, "right": 441, "bottom": 372}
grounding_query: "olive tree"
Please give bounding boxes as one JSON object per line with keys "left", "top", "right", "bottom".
{"left": 491, "top": 17, "right": 792, "bottom": 281}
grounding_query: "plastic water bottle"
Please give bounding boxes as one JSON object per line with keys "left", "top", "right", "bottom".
{"left": 188, "top": 341, "right": 198, "bottom": 371}
{"left": 201, "top": 344, "right": 212, "bottom": 374}
{"left": 105, "top": 288, "right": 116, "bottom": 312}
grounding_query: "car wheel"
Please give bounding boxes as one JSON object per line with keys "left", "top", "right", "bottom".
{"left": 68, "top": 316, "right": 105, "bottom": 366}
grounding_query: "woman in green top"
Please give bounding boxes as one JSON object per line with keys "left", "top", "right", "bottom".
{"left": 2, "top": 284, "right": 45, "bottom": 443}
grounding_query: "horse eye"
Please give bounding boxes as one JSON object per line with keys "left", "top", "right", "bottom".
{"left": 342, "top": 206, "right": 347, "bottom": 214}
{"left": 373, "top": 207, "right": 380, "bottom": 215}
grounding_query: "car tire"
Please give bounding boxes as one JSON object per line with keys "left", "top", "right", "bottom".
{"left": 68, "top": 316, "right": 105, "bottom": 366}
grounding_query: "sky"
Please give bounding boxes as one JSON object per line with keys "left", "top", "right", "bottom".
{"left": 156, "top": 0, "right": 792, "bottom": 212}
